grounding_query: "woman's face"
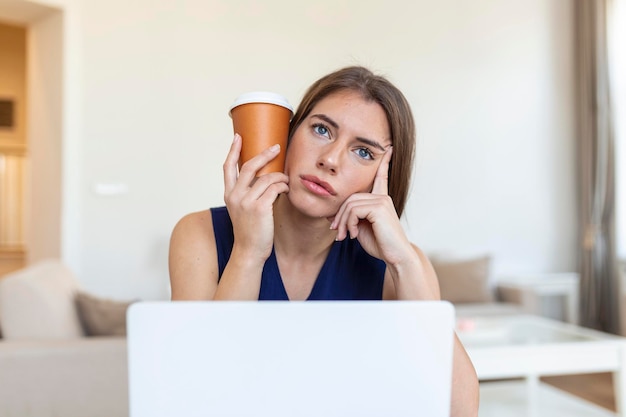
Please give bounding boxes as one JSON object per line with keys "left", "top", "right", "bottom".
{"left": 284, "top": 89, "right": 391, "bottom": 219}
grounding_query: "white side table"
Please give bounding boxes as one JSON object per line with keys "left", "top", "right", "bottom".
{"left": 496, "top": 273, "right": 579, "bottom": 324}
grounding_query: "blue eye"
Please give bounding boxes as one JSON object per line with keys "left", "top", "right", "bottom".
{"left": 312, "top": 123, "right": 330, "bottom": 138}
{"left": 356, "top": 147, "right": 374, "bottom": 160}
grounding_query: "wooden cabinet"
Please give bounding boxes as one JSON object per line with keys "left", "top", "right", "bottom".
{"left": 0, "top": 246, "right": 25, "bottom": 277}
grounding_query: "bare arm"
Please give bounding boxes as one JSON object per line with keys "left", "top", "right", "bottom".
{"left": 383, "top": 248, "right": 479, "bottom": 417}
{"left": 168, "top": 209, "right": 269, "bottom": 301}
{"left": 169, "top": 210, "right": 218, "bottom": 300}
{"left": 333, "top": 149, "right": 478, "bottom": 416}
{"left": 169, "top": 134, "right": 288, "bottom": 301}
{"left": 450, "top": 333, "right": 479, "bottom": 417}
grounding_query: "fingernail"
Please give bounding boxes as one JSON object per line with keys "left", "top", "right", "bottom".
{"left": 233, "top": 133, "right": 240, "bottom": 142}
{"left": 270, "top": 144, "right": 280, "bottom": 152}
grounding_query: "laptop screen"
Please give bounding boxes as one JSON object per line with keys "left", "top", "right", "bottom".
{"left": 127, "top": 301, "right": 454, "bottom": 417}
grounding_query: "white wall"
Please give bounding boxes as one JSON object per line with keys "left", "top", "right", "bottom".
{"left": 4, "top": 0, "right": 578, "bottom": 300}
{"left": 404, "top": 1, "right": 577, "bottom": 274}
{"left": 27, "top": 9, "right": 63, "bottom": 263}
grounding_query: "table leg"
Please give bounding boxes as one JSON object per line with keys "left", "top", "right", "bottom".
{"left": 614, "top": 344, "right": 626, "bottom": 417}
{"left": 526, "top": 374, "right": 539, "bottom": 417}
{"left": 567, "top": 285, "right": 579, "bottom": 324}
{"left": 521, "top": 290, "right": 540, "bottom": 317}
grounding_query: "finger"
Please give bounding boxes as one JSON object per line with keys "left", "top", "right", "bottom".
{"left": 333, "top": 195, "right": 383, "bottom": 240}
{"left": 330, "top": 191, "right": 366, "bottom": 231}
{"left": 231, "top": 172, "right": 289, "bottom": 207}
{"left": 330, "top": 193, "right": 353, "bottom": 234}
{"left": 238, "top": 144, "right": 281, "bottom": 183}
{"left": 256, "top": 182, "right": 290, "bottom": 206}
{"left": 371, "top": 146, "right": 392, "bottom": 195}
{"left": 333, "top": 195, "right": 362, "bottom": 240}
{"left": 347, "top": 212, "right": 361, "bottom": 240}
{"left": 336, "top": 201, "right": 366, "bottom": 241}
{"left": 243, "top": 172, "right": 289, "bottom": 202}
{"left": 344, "top": 201, "right": 383, "bottom": 239}
{"left": 224, "top": 134, "right": 242, "bottom": 194}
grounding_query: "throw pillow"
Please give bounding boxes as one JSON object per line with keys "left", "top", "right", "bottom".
{"left": 75, "top": 291, "right": 135, "bottom": 336}
{"left": 431, "top": 255, "right": 494, "bottom": 304}
{"left": 0, "top": 260, "right": 84, "bottom": 340}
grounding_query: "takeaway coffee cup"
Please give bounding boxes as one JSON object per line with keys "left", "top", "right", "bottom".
{"left": 229, "top": 92, "right": 294, "bottom": 176}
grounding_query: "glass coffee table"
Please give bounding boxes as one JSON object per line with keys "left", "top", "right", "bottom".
{"left": 456, "top": 314, "right": 626, "bottom": 416}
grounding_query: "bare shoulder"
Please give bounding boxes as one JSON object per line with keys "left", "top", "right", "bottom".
{"left": 169, "top": 209, "right": 219, "bottom": 300}
{"left": 171, "top": 210, "right": 215, "bottom": 239}
{"left": 170, "top": 210, "right": 216, "bottom": 258}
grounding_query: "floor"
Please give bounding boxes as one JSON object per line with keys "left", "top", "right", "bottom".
{"left": 479, "top": 372, "right": 616, "bottom": 416}
{"left": 541, "top": 373, "right": 615, "bottom": 412}
{"left": 479, "top": 379, "right": 615, "bottom": 417}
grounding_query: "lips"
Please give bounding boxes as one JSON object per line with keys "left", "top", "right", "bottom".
{"left": 300, "top": 175, "right": 337, "bottom": 196}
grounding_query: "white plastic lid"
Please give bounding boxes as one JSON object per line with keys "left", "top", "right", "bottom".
{"left": 229, "top": 91, "right": 294, "bottom": 116}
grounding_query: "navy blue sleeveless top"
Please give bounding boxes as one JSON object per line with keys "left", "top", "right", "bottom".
{"left": 210, "top": 206, "right": 386, "bottom": 300}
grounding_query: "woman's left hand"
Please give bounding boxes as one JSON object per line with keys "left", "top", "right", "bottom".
{"left": 330, "top": 148, "right": 415, "bottom": 267}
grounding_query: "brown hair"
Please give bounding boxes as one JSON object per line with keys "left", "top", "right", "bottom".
{"left": 288, "top": 66, "right": 416, "bottom": 217}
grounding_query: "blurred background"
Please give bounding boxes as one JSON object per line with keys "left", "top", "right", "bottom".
{"left": 0, "top": 0, "right": 623, "bottom": 303}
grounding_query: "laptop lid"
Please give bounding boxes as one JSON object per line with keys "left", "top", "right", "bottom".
{"left": 127, "top": 301, "right": 455, "bottom": 417}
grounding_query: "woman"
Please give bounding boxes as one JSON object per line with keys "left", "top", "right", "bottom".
{"left": 169, "top": 66, "right": 479, "bottom": 415}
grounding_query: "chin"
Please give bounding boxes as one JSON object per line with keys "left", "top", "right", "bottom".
{"left": 285, "top": 190, "right": 339, "bottom": 220}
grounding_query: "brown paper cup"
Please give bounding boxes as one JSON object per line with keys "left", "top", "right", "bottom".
{"left": 229, "top": 92, "right": 293, "bottom": 176}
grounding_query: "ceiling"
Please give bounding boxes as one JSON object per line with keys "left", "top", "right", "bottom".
{"left": 0, "top": 0, "right": 59, "bottom": 26}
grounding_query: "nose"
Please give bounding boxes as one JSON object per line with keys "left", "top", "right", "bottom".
{"left": 316, "top": 143, "right": 341, "bottom": 174}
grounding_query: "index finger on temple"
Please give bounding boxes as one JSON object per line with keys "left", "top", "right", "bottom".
{"left": 371, "top": 146, "right": 392, "bottom": 195}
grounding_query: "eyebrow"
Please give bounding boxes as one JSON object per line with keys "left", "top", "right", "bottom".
{"left": 310, "top": 114, "right": 387, "bottom": 152}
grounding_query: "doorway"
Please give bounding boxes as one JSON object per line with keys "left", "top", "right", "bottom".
{"left": 0, "top": 21, "right": 27, "bottom": 275}
{"left": 0, "top": 1, "right": 64, "bottom": 276}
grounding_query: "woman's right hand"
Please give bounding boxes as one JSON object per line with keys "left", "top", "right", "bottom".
{"left": 223, "top": 134, "right": 289, "bottom": 263}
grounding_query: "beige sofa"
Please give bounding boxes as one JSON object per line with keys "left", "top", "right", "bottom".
{"left": 0, "top": 256, "right": 521, "bottom": 417}
{"left": 430, "top": 254, "right": 523, "bottom": 317}
{"left": 0, "top": 260, "right": 129, "bottom": 417}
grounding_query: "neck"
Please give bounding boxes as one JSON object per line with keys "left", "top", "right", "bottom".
{"left": 273, "top": 195, "right": 337, "bottom": 259}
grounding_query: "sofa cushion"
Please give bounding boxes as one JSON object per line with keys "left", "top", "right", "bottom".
{"left": 0, "top": 260, "right": 85, "bottom": 340}
{"left": 75, "top": 291, "right": 134, "bottom": 336}
{"left": 431, "top": 255, "right": 494, "bottom": 304}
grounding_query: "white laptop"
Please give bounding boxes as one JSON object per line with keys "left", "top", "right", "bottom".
{"left": 127, "top": 301, "right": 455, "bottom": 417}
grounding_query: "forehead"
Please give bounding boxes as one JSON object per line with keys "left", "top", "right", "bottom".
{"left": 309, "top": 90, "right": 391, "bottom": 144}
